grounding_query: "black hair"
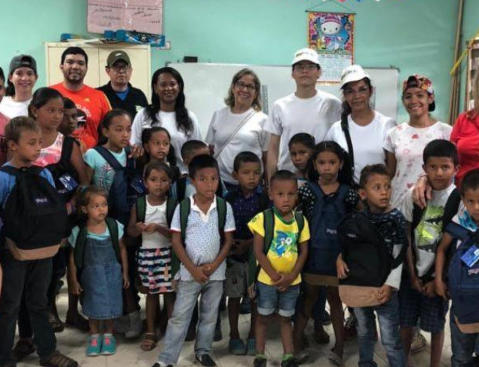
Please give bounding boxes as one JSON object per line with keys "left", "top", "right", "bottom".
{"left": 288, "top": 133, "right": 315, "bottom": 150}
{"left": 270, "top": 169, "right": 297, "bottom": 187}
{"left": 28, "top": 87, "right": 64, "bottom": 118}
{"left": 233, "top": 151, "right": 261, "bottom": 172}
{"left": 76, "top": 185, "right": 108, "bottom": 223}
{"left": 63, "top": 97, "right": 76, "bottom": 109}
{"left": 460, "top": 169, "right": 479, "bottom": 196}
{"left": 423, "top": 139, "right": 458, "bottom": 166}
{"left": 340, "top": 77, "right": 373, "bottom": 122}
{"left": 0, "top": 67, "right": 4, "bottom": 82}
{"left": 5, "top": 116, "right": 40, "bottom": 143}
{"left": 146, "top": 67, "right": 193, "bottom": 135}
{"left": 188, "top": 154, "right": 219, "bottom": 179}
{"left": 61, "top": 46, "right": 88, "bottom": 65}
{"left": 308, "top": 141, "right": 353, "bottom": 185}
{"left": 98, "top": 108, "right": 131, "bottom": 145}
{"left": 141, "top": 127, "right": 177, "bottom": 167}
{"left": 181, "top": 139, "right": 207, "bottom": 160}
{"left": 144, "top": 161, "right": 173, "bottom": 181}
{"left": 359, "top": 164, "right": 390, "bottom": 188}
{"left": 402, "top": 76, "right": 435, "bottom": 112}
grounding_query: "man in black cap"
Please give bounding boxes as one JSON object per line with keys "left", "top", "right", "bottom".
{"left": 98, "top": 50, "right": 148, "bottom": 119}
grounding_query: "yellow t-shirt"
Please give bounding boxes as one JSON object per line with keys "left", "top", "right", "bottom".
{"left": 248, "top": 209, "right": 310, "bottom": 286}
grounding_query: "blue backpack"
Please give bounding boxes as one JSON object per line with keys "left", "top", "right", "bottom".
{"left": 303, "top": 182, "right": 349, "bottom": 275}
{"left": 446, "top": 222, "right": 479, "bottom": 325}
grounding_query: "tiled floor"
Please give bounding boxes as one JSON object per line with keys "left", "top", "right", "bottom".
{"left": 17, "top": 288, "right": 452, "bottom": 367}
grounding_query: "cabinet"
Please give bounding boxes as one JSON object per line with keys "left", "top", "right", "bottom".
{"left": 465, "top": 38, "right": 479, "bottom": 111}
{"left": 45, "top": 42, "right": 152, "bottom": 99}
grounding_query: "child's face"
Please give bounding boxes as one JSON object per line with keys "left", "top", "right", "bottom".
{"left": 103, "top": 114, "right": 131, "bottom": 149}
{"left": 360, "top": 173, "right": 391, "bottom": 212}
{"left": 191, "top": 167, "right": 219, "bottom": 201}
{"left": 269, "top": 179, "right": 297, "bottom": 216}
{"left": 184, "top": 147, "right": 210, "bottom": 166}
{"left": 423, "top": 157, "right": 457, "bottom": 191}
{"left": 83, "top": 194, "right": 108, "bottom": 222}
{"left": 8, "top": 129, "right": 42, "bottom": 163}
{"left": 32, "top": 97, "right": 64, "bottom": 130}
{"left": 61, "top": 107, "right": 78, "bottom": 135}
{"left": 402, "top": 87, "right": 433, "bottom": 119}
{"left": 290, "top": 143, "right": 312, "bottom": 171}
{"left": 145, "top": 168, "right": 170, "bottom": 198}
{"left": 233, "top": 161, "right": 261, "bottom": 192}
{"left": 462, "top": 188, "right": 479, "bottom": 223}
{"left": 314, "top": 150, "right": 342, "bottom": 182}
{"left": 145, "top": 130, "right": 170, "bottom": 162}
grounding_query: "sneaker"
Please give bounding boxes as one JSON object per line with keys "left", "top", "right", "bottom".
{"left": 86, "top": 335, "right": 102, "bottom": 357}
{"left": 410, "top": 331, "right": 427, "bottom": 354}
{"left": 195, "top": 354, "right": 216, "bottom": 367}
{"left": 281, "top": 357, "right": 298, "bottom": 367}
{"left": 124, "top": 311, "right": 142, "bottom": 339}
{"left": 101, "top": 334, "right": 117, "bottom": 355}
{"left": 229, "top": 338, "right": 246, "bottom": 355}
{"left": 253, "top": 356, "right": 267, "bottom": 367}
{"left": 246, "top": 338, "right": 256, "bottom": 356}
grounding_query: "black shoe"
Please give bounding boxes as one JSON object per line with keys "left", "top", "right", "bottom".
{"left": 253, "top": 357, "right": 267, "bottom": 367}
{"left": 281, "top": 358, "right": 298, "bottom": 367}
{"left": 195, "top": 354, "right": 216, "bottom": 367}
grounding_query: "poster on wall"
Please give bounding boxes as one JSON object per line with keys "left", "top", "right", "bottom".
{"left": 308, "top": 11, "right": 354, "bottom": 83}
{"left": 88, "top": 0, "right": 163, "bottom": 35}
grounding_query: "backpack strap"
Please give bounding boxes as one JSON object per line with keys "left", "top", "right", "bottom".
{"left": 94, "top": 146, "right": 123, "bottom": 171}
{"left": 59, "top": 136, "right": 75, "bottom": 168}
{"left": 0, "top": 166, "right": 19, "bottom": 176}
{"left": 216, "top": 196, "right": 227, "bottom": 246}
{"left": 176, "top": 177, "right": 187, "bottom": 202}
{"left": 294, "top": 211, "right": 305, "bottom": 242}
{"left": 443, "top": 188, "right": 461, "bottom": 228}
{"left": 136, "top": 196, "right": 147, "bottom": 223}
{"left": 73, "top": 224, "right": 88, "bottom": 270}
{"left": 179, "top": 197, "right": 191, "bottom": 244}
{"left": 446, "top": 221, "right": 472, "bottom": 246}
{"left": 341, "top": 115, "right": 355, "bottom": 173}
{"left": 412, "top": 204, "right": 424, "bottom": 230}
{"left": 263, "top": 208, "right": 275, "bottom": 254}
{"left": 216, "top": 180, "right": 224, "bottom": 198}
{"left": 258, "top": 190, "right": 270, "bottom": 211}
{"left": 166, "top": 196, "right": 177, "bottom": 227}
{"left": 105, "top": 217, "right": 121, "bottom": 263}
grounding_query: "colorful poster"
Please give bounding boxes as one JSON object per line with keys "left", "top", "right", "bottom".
{"left": 308, "top": 12, "right": 354, "bottom": 83}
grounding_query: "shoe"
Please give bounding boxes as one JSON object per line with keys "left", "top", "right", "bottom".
{"left": 13, "top": 339, "right": 35, "bottom": 361}
{"left": 229, "top": 338, "right": 246, "bottom": 355}
{"left": 214, "top": 321, "right": 222, "bottom": 342}
{"left": 312, "top": 327, "right": 330, "bottom": 345}
{"left": 240, "top": 297, "right": 252, "bottom": 314}
{"left": 246, "top": 338, "right": 256, "bottom": 356}
{"left": 195, "top": 354, "right": 216, "bottom": 367}
{"left": 281, "top": 357, "right": 298, "bottom": 367}
{"left": 253, "top": 356, "right": 267, "bottom": 367}
{"left": 294, "top": 350, "right": 309, "bottom": 365}
{"left": 410, "top": 331, "right": 427, "bottom": 354}
{"left": 86, "top": 335, "right": 102, "bottom": 356}
{"left": 40, "top": 351, "right": 78, "bottom": 367}
{"left": 101, "top": 334, "right": 117, "bottom": 355}
{"left": 344, "top": 314, "right": 357, "bottom": 340}
{"left": 124, "top": 311, "right": 142, "bottom": 339}
{"left": 48, "top": 312, "right": 65, "bottom": 333}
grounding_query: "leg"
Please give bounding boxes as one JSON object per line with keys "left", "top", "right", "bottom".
{"left": 255, "top": 282, "right": 278, "bottom": 355}
{"left": 430, "top": 331, "right": 444, "bottom": 367}
{"left": 450, "top": 316, "right": 476, "bottom": 367}
{"left": 280, "top": 316, "right": 294, "bottom": 356}
{"left": 255, "top": 314, "right": 269, "bottom": 355}
{"left": 400, "top": 327, "right": 414, "bottom": 361}
{"left": 327, "top": 286, "right": 345, "bottom": 358}
{"left": 164, "top": 293, "right": 175, "bottom": 319}
{"left": 14, "top": 292, "right": 35, "bottom": 361}
{"left": 278, "top": 285, "right": 300, "bottom": 358}
{"left": 354, "top": 306, "right": 377, "bottom": 367}
{"left": 145, "top": 294, "right": 159, "bottom": 334}
{"left": 293, "top": 283, "right": 319, "bottom": 353}
{"left": 249, "top": 302, "right": 257, "bottom": 339}
{"left": 186, "top": 301, "right": 199, "bottom": 341}
{"left": 104, "top": 319, "right": 114, "bottom": 334}
{"left": 89, "top": 319, "right": 100, "bottom": 335}
{"left": 228, "top": 297, "right": 241, "bottom": 339}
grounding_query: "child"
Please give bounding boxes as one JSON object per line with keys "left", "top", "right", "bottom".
{"left": 398, "top": 140, "right": 457, "bottom": 367}
{"left": 294, "top": 141, "right": 358, "bottom": 365}
{"left": 59, "top": 97, "right": 78, "bottom": 137}
{"left": 0, "top": 117, "right": 78, "bottom": 367}
{"left": 435, "top": 169, "right": 479, "bottom": 366}
{"left": 153, "top": 154, "right": 235, "bottom": 367}
{"left": 127, "top": 161, "right": 176, "bottom": 351}
{"left": 288, "top": 133, "right": 315, "bottom": 187}
{"left": 249, "top": 170, "right": 310, "bottom": 367}
{"left": 337, "top": 164, "right": 407, "bottom": 367}
{"left": 224, "top": 151, "right": 269, "bottom": 356}
{"left": 68, "top": 186, "right": 130, "bottom": 356}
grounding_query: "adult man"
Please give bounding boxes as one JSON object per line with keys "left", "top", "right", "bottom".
{"left": 98, "top": 50, "right": 148, "bottom": 119}
{"left": 265, "top": 48, "right": 341, "bottom": 178}
{"left": 51, "top": 46, "right": 110, "bottom": 150}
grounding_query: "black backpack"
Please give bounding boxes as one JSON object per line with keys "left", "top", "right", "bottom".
{"left": 0, "top": 165, "right": 68, "bottom": 250}
{"left": 338, "top": 211, "right": 407, "bottom": 287}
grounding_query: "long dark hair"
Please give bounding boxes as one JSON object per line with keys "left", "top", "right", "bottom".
{"left": 141, "top": 126, "right": 177, "bottom": 168}
{"left": 307, "top": 141, "right": 353, "bottom": 185}
{"left": 146, "top": 67, "right": 193, "bottom": 135}
{"left": 28, "top": 87, "right": 63, "bottom": 118}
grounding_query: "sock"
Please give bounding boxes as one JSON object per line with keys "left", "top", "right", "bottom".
{"left": 282, "top": 354, "right": 294, "bottom": 361}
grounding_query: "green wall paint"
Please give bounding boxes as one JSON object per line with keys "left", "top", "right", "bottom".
{"left": 0, "top": 0, "right": 464, "bottom": 123}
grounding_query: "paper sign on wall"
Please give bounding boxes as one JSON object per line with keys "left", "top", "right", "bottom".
{"left": 88, "top": 0, "right": 163, "bottom": 35}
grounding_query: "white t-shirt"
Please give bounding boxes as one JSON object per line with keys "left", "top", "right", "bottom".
{"left": 326, "top": 111, "right": 396, "bottom": 184}
{"left": 0, "top": 96, "right": 31, "bottom": 119}
{"left": 205, "top": 107, "right": 269, "bottom": 184}
{"left": 264, "top": 91, "right": 341, "bottom": 172}
{"left": 399, "top": 184, "right": 456, "bottom": 277}
{"left": 130, "top": 108, "right": 202, "bottom": 173}
{"left": 384, "top": 121, "right": 452, "bottom": 208}
{"left": 141, "top": 198, "right": 171, "bottom": 250}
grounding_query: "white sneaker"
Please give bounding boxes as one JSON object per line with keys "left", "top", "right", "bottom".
{"left": 124, "top": 311, "right": 142, "bottom": 339}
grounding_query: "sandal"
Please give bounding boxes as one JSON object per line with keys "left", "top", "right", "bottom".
{"left": 140, "top": 332, "right": 157, "bottom": 351}
{"left": 49, "top": 312, "right": 64, "bottom": 333}
{"left": 327, "top": 349, "right": 343, "bottom": 366}
{"left": 40, "top": 351, "right": 78, "bottom": 367}
{"left": 13, "top": 339, "right": 35, "bottom": 362}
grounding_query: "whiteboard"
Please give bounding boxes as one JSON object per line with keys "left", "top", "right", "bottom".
{"left": 169, "top": 62, "right": 399, "bottom": 137}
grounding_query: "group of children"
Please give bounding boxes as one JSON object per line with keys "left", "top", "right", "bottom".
{"left": 0, "top": 86, "right": 479, "bottom": 367}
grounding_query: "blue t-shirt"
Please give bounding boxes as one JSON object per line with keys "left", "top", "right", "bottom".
{"left": 68, "top": 220, "right": 124, "bottom": 248}
{"left": 84, "top": 148, "right": 126, "bottom": 192}
{"left": 115, "top": 87, "right": 130, "bottom": 101}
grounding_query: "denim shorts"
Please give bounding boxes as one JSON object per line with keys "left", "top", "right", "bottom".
{"left": 256, "top": 282, "right": 300, "bottom": 317}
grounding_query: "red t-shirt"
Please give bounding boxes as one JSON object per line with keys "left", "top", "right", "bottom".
{"left": 451, "top": 110, "right": 479, "bottom": 187}
{"left": 51, "top": 83, "right": 111, "bottom": 150}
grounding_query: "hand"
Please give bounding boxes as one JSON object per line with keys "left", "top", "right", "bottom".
{"left": 156, "top": 225, "right": 171, "bottom": 238}
{"left": 435, "top": 279, "right": 448, "bottom": 300}
{"left": 70, "top": 280, "right": 83, "bottom": 295}
{"left": 273, "top": 273, "right": 295, "bottom": 291}
{"left": 423, "top": 281, "right": 436, "bottom": 298}
{"left": 412, "top": 175, "right": 431, "bottom": 209}
{"left": 135, "top": 222, "right": 147, "bottom": 232}
{"left": 171, "top": 279, "right": 178, "bottom": 292}
{"left": 336, "top": 257, "right": 349, "bottom": 279}
{"left": 191, "top": 266, "right": 209, "bottom": 284}
{"left": 201, "top": 263, "right": 214, "bottom": 276}
{"left": 123, "top": 272, "right": 130, "bottom": 289}
{"left": 410, "top": 276, "right": 424, "bottom": 293}
{"left": 129, "top": 144, "right": 144, "bottom": 159}
{"left": 143, "top": 223, "right": 157, "bottom": 233}
{"left": 377, "top": 284, "right": 392, "bottom": 304}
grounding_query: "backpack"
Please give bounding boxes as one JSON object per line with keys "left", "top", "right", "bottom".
{"left": 338, "top": 211, "right": 407, "bottom": 287}
{"left": 176, "top": 175, "right": 224, "bottom": 202}
{"left": 0, "top": 165, "right": 68, "bottom": 260}
{"left": 303, "top": 182, "right": 349, "bottom": 275}
{"left": 247, "top": 208, "right": 305, "bottom": 287}
{"left": 94, "top": 146, "right": 145, "bottom": 226}
{"left": 135, "top": 195, "right": 177, "bottom": 227}
{"left": 170, "top": 196, "right": 227, "bottom": 277}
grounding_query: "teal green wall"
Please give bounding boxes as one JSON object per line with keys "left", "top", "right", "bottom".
{"left": 0, "top": 0, "right": 461, "bottom": 123}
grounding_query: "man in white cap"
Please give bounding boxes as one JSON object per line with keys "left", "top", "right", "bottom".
{"left": 265, "top": 48, "right": 341, "bottom": 179}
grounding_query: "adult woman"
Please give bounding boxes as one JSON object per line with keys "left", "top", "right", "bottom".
{"left": 326, "top": 65, "right": 395, "bottom": 185}
{"left": 130, "top": 67, "right": 201, "bottom": 173}
{"left": 384, "top": 74, "right": 451, "bottom": 209}
{"left": 206, "top": 68, "right": 268, "bottom": 188}
{"left": 0, "top": 55, "right": 38, "bottom": 118}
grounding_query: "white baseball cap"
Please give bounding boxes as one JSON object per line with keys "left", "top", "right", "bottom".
{"left": 291, "top": 48, "right": 320, "bottom": 66}
{"left": 340, "top": 65, "right": 371, "bottom": 88}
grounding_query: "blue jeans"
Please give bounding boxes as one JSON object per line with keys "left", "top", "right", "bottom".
{"left": 354, "top": 293, "right": 406, "bottom": 367}
{"left": 450, "top": 312, "right": 479, "bottom": 367}
{"left": 158, "top": 280, "right": 223, "bottom": 365}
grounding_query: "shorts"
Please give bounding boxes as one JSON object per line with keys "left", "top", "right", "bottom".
{"left": 224, "top": 259, "right": 248, "bottom": 298}
{"left": 256, "top": 282, "right": 300, "bottom": 317}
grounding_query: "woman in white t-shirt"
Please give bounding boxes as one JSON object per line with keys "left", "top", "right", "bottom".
{"left": 0, "top": 55, "right": 38, "bottom": 119}
{"left": 206, "top": 68, "right": 269, "bottom": 188}
{"left": 326, "top": 65, "right": 396, "bottom": 185}
{"left": 384, "top": 75, "right": 452, "bottom": 208}
{"left": 130, "top": 67, "right": 201, "bottom": 173}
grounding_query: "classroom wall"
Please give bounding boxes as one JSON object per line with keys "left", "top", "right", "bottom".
{"left": 0, "top": 0, "right": 459, "bottom": 124}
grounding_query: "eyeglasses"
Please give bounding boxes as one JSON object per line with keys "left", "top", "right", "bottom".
{"left": 110, "top": 64, "right": 130, "bottom": 72}
{"left": 294, "top": 64, "right": 318, "bottom": 72}
{"left": 343, "top": 87, "right": 370, "bottom": 96}
{"left": 235, "top": 81, "right": 256, "bottom": 91}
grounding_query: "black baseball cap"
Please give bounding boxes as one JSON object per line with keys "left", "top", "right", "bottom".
{"left": 9, "top": 55, "right": 37, "bottom": 75}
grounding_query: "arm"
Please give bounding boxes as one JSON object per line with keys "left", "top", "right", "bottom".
{"left": 171, "top": 231, "right": 208, "bottom": 283}
{"left": 119, "top": 237, "right": 130, "bottom": 288}
{"left": 266, "top": 134, "right": 280, "bottom": 183}
{"left": 68, "top": 250, "right": 82, "bottom": 295}
{"left": 435, "top": 232, "right": 453, "bottom": 300}
{"left": 385, "top": 151, "right": 397, "bottom": 178}
{"left": 84, "top": 164, "right": 94, "bottom": 185}
{"left": 70, "top": 141, "right": 90, "bottom": 186}
{"left": 253, "top": 232, "right": 280, "bottom": 282}
{"left": 405, "top": 223, "right": 423, "bottom": 292}
{"left": 127, "top": 205, "right": 144, "bottom": 237}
